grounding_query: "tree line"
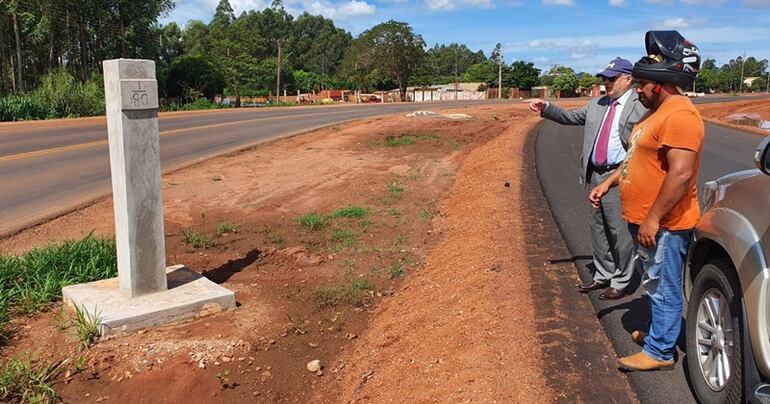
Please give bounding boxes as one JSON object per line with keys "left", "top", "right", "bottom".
{"left": 1, "top": 0, "right": 767, "bottom": 120}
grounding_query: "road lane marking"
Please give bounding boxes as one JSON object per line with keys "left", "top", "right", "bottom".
{"left": 0, "top": 109, "right": 354, "bottom": 163}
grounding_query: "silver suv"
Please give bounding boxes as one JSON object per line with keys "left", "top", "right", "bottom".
{"left": 685, "top": 136, "right": 770, "bottom": 404}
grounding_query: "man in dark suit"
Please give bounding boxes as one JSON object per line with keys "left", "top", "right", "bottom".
{"left": 528, "top": 58, "right": 648, "bottom": 299}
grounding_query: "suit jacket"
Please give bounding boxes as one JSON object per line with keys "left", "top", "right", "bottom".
{"left": 541, "top": 92, "right": 648, "bottom": 186}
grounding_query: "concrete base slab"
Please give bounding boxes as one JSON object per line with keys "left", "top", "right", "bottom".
{"left": 62, "top": 265, "right": 236, "bottom": 337}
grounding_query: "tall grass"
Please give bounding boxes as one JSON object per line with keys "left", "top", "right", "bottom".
{"left": 0, "top": 70, "right": 104, "bottom": 121}
{"left": 0, "top": 235, "right": 117, "bottom": 335}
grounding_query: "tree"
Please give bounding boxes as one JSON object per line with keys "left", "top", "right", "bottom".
{"left": 340, "top": 20, "right": 425, "bottom": 101}
{"left": 211, "top": 0, "right": 235, "bottom": 30}
{"left": 507, "top": 60, "right": 540, "bottom": 89}
{"left": 578, "top": 73, "right": 600, "bottom": 90}
{"left": 463, "top": 60, "right": 499, "bottom": 84}
{"left": 209, "top": 13, "right": 259, "bottom": 106}
{"left": 161, "top": 55, "right": 225, "bottom": 101}
{"left": 292, "top": 13, "right": 351, "bottom": 77}
{"left": 182, "top": 20, "right": 210, "bottom": 56}
{"left": 159, "top": 23, "right": 184, "bottom": 66}
{"left": 422, "top": 43, "right": 485, "bottom": 84}
{"left": 552, "top": 68, "right": 579, "bottom": 97}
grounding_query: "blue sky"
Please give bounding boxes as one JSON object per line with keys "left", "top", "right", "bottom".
{"left": 162, "top": 0, "right": 770, "bottom": 75}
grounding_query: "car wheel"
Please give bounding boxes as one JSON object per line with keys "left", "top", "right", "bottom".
{"left": 686, "top": 258, "right": 743, "bottom": 404}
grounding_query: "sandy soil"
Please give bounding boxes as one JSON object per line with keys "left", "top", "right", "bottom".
{"left": 2, "top": 104, "right": 582, "bottom": 403}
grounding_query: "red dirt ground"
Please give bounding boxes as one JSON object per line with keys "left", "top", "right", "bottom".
{"left": 1, "top": 104, "right": 567, "bottom": 403}
{"left": 695, "top": 97, "right": 770, "bottom": 136}
{"left": 9, "top": 94, "right": 763, "bottom": 402}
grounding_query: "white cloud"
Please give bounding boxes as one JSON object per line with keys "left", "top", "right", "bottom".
{"left": 542, "top": 0, "right": 574, "bottom": 5}
{"left": 464, "top": 0, "right": 495, "bottom": 8}
{"left": 424, "top": 0, "right": 495, "bottom": 11}
{"left": 659, "top": 17, "right": 690, "bottom": 29}
{"left": 304, "top": 0, "right": 376, "bottom": 18}
{"left": 609, "top": 0, "right": 627, "bottom": 5}
{"left": 426, "top": 0, "right": 455, "bottom": 10}
{"left": 645, "top": 0, "right": 672, "bottom": 3}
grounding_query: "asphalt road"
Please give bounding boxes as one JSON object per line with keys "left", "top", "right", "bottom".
{"left": 535, "top": 103, "right": 766, "bottom": 402}
{"left": 0, "top": 100, "right": 507, "bottom": 236}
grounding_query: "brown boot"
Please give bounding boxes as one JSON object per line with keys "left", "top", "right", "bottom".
{"left": 631, "top": 331, "right": 646, "bottom": 347}
{"left": 618, "top": 351, "right": 674, "bottom": 372}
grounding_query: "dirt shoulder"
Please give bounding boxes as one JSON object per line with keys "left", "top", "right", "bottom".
{"left": 695, "top": 98, "right": 770, "bottom": 136}
{"left": 1, "top": 103, "right": 632, "bottom": 403}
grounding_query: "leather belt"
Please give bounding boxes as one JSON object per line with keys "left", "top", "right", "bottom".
{"left": 592, "top": 163, "right": 621, "bottom": 175}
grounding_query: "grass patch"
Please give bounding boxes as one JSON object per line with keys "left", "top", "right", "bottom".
{"left": 180, "top": 228, "right": 216, "bottom": 249}
{"left": 0, "top": 354, "right": 67, "bottom": 403}
{"left": 384, "top": 133, "right": 439, "bottom": 147}
{"left": 312, "top": 276, "right": 373, "bottom": 308}
{"left": 296, "top": 212, "right": 328, "bottom": 231}
{"left": 72, "top": 305, "right": 101, "bottom": 350}
{"left": 386, "top": 180, "right": 404, "bottom": 203}
{"left": 330, "top": 205, "right": 370, "bottom": 219}
{"left": 386, "top": 207, "right": 401, "bottom": 217}
{"left": 0, "top": 235, "right": 117, "bottom": 336}
{"left": 330, "top": 228, "right": 357, "bottom": 252}
{"left": 215, "top": 221, "right": 240, "bottom": 236}
{"left": 263, "top": 228, "right": 285, "bottom": 247}
{"left": 388, "top": 262, "right": 405, "bottom": 279}
{"left": 385, "top": 135, "right": 416, "bottom": 147}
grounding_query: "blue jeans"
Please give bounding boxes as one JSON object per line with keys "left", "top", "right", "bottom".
{"left": 629, "top": 223, "right": 692, "bottom": 362}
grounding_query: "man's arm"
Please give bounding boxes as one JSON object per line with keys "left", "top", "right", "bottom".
{"left": 637, "top": 147, "right": 698, "bottom": 247}
{"left": 588, "top": 167, "right": 622, "bottom": 208}
{"left": 526, "top": 98, "right": 589, "bottom": 126}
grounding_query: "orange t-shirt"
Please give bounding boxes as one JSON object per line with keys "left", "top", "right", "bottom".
{"left": 619, "top": 95, "right": 704, "bottom": 230}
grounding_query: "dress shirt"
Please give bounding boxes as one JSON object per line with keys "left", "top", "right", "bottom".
{"left": 592, "top": 88, "right": 632, "bottom": 166}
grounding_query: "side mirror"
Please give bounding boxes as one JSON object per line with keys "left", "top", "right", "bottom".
{"left": 755, "top": 137, "right": 770, "bottom": 175}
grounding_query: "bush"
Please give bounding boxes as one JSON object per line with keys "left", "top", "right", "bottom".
{"left": 162, "top": 55, "right": 225, "bottom": 102}
{"left": 0, "top": 70, "right": 105, "bottom": 121}
{"left": 0, "top": 94, "right": 52, "bottom": 121}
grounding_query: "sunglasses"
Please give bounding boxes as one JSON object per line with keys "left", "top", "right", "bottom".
{"left": 601, "top": 74, "right": 630, "bottom": 83}
{"left": 632, "top": 80, "right": 656, "bottom": 88}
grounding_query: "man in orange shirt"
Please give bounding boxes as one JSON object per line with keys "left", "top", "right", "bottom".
{"left": 589, "top": 30, "right": 703, "bottom": 371}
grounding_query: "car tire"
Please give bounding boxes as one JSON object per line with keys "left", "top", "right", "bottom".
{"left": 686, "top": 258, "right": 743, "bottom": 404}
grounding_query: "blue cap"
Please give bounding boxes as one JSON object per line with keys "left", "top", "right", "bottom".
{"left": 596, "top": 57, "right": 633, "bottom": 78}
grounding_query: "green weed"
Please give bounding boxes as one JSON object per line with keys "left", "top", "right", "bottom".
{"left": 180, "top": 228, "right": 216, "bottom": 249}
{"left": 215, "top": 221, "right": 240, "bottom": 236}
{"left": 330, "top": 228, "right": 357, "bottom": 252}
{"left": 72, "top": 305, "right": 101, "bottom": 350}
{"left": 263, "top": 228, "right": 285, "bottom": 247}
{"left": 312, "top": 277, "right": 373, "bottom": 308}
{"left": 0, "top": 235, "right": 117, "bottom": 336}
{"left": 386, "top": 207, "right": 401, "bottom": 217}
{"left": 0, "top": 354, "right": 68, "bottom": 403}
{"left": 385, "top": 135, "right": 416, "bottom": 147}
{"left": 296, "top": 212, "right": 328, "bottom": 231}
{"left": 388, "top": 262, "right": 405, "bottom": 279}
{"left": 386, "top": 180, "right": 404, "bottom": 202}
{"left": 330, "top": 205, "right": 370, "bottom": 219}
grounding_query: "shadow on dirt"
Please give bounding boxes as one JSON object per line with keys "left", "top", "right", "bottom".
{"left": 202, "top": 248, "right": 262, "bottom": 284}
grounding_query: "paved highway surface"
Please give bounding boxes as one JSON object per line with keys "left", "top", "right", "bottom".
{"left": 535, "top": 99, "right": 767, "bottom": 403}
{"left": 0, "top": 100, "right": 506, "bottom": 236}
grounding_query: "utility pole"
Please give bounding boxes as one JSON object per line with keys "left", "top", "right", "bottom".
{"left": 739, "top": 50, "right": 746, "bottom": 94}
{"left": 275, "top": 38, "right": 285, "bottom": 103}
{"left": 766, "top": 70, "right": 769, "bottom": 93}
{"left": 453, "top": 47, "right": 459, "bottom": 101}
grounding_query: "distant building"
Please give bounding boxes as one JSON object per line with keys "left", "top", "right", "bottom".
{"left": 400, "top": 82, "right": 488, "bottom": 102}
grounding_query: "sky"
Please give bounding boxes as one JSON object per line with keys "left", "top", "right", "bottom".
{"left": 161, "top": 0, "right": 770, "bottom": 75}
